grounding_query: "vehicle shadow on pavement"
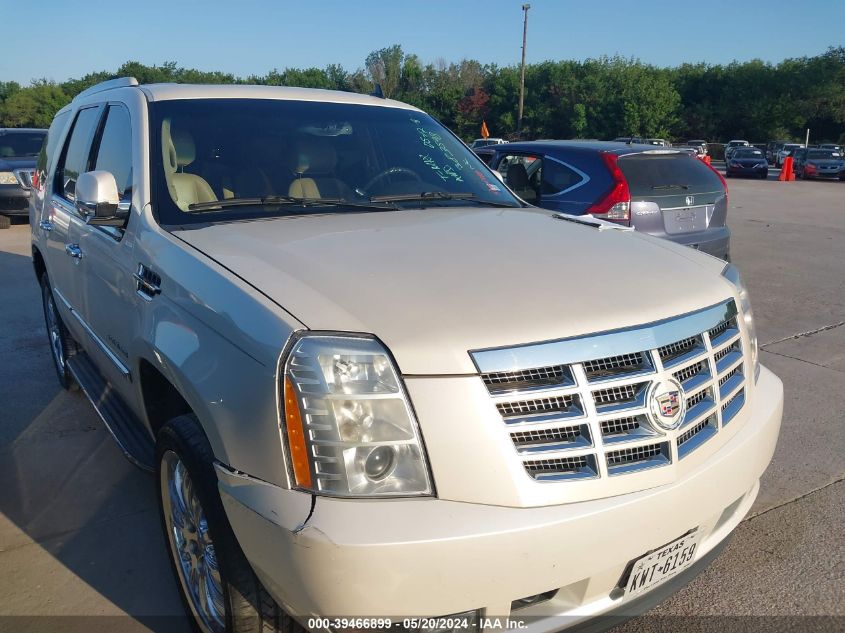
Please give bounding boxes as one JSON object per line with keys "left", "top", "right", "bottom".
{"left": 0, "top": 247, "right": 190, "bottom": 632}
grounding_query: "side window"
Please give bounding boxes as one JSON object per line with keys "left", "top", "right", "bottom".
{"left": 92, "top": 105, "right": 133, "bottom": 198}
{"left": 541, "top": 158, "right": 584, "bottom": 196}
{"left": 37, "top": 110, "right": 71, "bottom": 188}
{"left": 497, "top": 153, "right": 540, "bottom": 203}
{"left": 56, "top": 106, "right": 102, "bottom": 201}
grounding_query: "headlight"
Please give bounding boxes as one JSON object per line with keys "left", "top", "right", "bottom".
{"left": 0, "top": 171, "right": 18, "bottom": 185}
{"left": 282, "top": 333, "right": 433, "bottom": 497}
{"left": 722, "top": 264, "right": 760, "bottom": 382}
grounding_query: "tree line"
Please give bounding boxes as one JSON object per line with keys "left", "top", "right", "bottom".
{"left": 2, "top": 46, "right": 844, "bottom": 144}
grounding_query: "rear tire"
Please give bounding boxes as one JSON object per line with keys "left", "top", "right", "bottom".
{"left": 40, "top": 274, "right": 78, "bottom": 390}
{"left": 0, "top": 215, "right": 10, "bottom": 230}
{"left": 156, "top": 415, "right": 300, "bottom": 633}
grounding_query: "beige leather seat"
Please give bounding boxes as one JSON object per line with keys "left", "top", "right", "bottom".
{"left": 288, "top": 138, "right": 352, "bottom": 200}
{"left": 162, "top": 120, "right": 217, "bottom": 210}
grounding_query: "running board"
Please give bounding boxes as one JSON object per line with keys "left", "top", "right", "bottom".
{"left": 67, "top": 352, "right": 155, "bottom": 472}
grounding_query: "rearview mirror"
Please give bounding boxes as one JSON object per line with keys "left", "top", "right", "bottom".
{"left": 76, "top": 170, "right": 128, "bottom": 226}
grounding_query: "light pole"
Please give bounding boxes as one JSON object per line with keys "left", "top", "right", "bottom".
{"left": 517, "top": 3, "right": 530, "bottom": 136}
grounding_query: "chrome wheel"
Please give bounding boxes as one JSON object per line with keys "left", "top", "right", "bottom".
{"left": 161, "top": 450, "right": 226, "bottom": 633}
{"left": 44, "top": 290, "right": 65, "bottom": 374}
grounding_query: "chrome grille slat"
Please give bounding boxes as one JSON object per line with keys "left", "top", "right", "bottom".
{"left": 475, "top": 299, "right": 747, "bottom": 483}
{"left": 510, "top": 424, "right": 592, "bottom": 453}
{"left": 582, "top": 352, "right": 653, "bottom": 382}
{"left": 496, "top": 394, "right": 577, "bottom": 417}
{"left": 606, "top": 442, "right": 670, "bottom": 475}
{"left": 524, "top": 455, "right": 598, "bottom": 481}
{"left": 482, "top": 364, "right": 574, "bottom": 393}
{"left": 677, "top": 414, "right": 718, "bottom": 458}
{"left": 721, "top": 389, "right": 746, "bottom": 426}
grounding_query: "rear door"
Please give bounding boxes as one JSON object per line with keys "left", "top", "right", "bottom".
{"left": 618, "top": 152, "right": 726, "bottom": 238}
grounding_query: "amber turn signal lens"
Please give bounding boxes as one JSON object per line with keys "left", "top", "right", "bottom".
{"left": 284, "top": 376, "right": 312, "bottom": 488}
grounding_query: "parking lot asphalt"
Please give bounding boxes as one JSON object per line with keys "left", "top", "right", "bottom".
{"left": 1, "top": 178, "right": 843, "bottom": 632}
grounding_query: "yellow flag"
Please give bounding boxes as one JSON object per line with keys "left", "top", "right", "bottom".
{"left": 480, "top": 120, "right": 490, "bottom": 139}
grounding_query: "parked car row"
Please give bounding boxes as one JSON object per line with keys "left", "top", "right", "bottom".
{"left": 29, "top": 77, "right": 783, "bottom": 633}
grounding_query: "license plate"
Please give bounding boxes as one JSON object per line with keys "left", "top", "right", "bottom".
{"left": 663, "top": 207, "right": 707, "bottom": 234}
{"left": 624, "top": 530, "right": 701, "bottom": 598}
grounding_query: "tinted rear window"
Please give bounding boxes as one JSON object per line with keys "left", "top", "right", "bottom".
{"left": 618, "top": 153, "right": 723, "bottom": 196}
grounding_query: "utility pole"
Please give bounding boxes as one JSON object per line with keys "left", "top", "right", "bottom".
{"left": 517, "top": 3, "right": 530, "bottom": 136}
{"left": 805, "top": 128, "right": 810, "bottom": 147}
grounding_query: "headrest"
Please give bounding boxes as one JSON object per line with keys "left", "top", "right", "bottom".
{"left": 162, "top": 119, "right": 196, "bottom": 174}
{"left": 172, "top": 131, "right": 196, "bottom": 167}
{"left": 294, "top": 138, "right": 337, "bottom": 174}
{"left": 506, "top": 163, "right": 529, "bottom": 188}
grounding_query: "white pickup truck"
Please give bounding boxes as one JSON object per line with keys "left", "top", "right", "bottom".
{"left": 30, "top": 78, "right": 783, "bottom": 633}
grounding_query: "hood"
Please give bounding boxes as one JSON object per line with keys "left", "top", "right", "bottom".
{"left": 806, "top": 159, "right": 843, "bottom": 167}
{"left": 0, "top": 157, "right": 36, "bottom": 171}
{"left": 173, "top": 208, "right": 733, "bottom": 375}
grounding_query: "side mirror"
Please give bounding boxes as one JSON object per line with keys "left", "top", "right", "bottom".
{"left": 76, "top": 170, "right": 127, "bottom": 226}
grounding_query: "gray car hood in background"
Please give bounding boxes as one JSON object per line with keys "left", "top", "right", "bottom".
{"left": 173, "top": 208, "right": 732, "bottom": 375}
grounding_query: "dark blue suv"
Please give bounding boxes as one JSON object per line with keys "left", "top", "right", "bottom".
{"left": 487, "top": 141, "right": 731, "bottom": 260}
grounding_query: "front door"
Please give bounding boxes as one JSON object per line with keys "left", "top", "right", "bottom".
{"left": 74, "top": 103, "right": 140, "bottom": 398}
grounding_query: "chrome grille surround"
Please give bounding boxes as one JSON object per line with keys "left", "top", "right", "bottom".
{"left": 471, "top": 299, "right": 749, "bottom": 482}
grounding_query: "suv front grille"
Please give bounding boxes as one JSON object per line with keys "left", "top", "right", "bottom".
{"left": 473, "top": 300, "right": 748, "bottom": 482}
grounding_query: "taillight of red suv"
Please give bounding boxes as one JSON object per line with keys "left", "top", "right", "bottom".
{"left": 587, "top": 152, "right": 631, "bottom": 224}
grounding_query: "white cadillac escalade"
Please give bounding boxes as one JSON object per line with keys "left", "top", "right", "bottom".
{"left": 30, "top": 78, "right": 783, "bottom": 633}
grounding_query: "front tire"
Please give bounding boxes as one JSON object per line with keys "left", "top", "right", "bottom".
{"left": 156, "top": 415, "right": 297, "bottom": 633}
{"left": 40, "top": 274, "right": 78, "bottom": 390}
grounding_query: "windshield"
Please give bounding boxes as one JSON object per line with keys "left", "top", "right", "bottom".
{"left": 0, "top": 130, "right": 46, "bottom": 158}
{"left": 734, "top": 149, "right": 764, "bottom": 158}
{"left": 150, "top": 99, "right": 518, "bottom": 225}
{"left": 807, "top": 150, "right": 841, "bottom": 159}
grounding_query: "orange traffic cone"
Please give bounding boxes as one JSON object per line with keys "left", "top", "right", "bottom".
{"left": 779, "top": 156, "right": 791, "bottom": 181}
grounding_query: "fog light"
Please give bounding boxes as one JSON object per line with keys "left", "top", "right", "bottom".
{"left": 511, "top": 589, "right": 558, "bottom": 611}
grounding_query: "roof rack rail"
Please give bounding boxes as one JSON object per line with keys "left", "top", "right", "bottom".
{"left": 73, "top": 77, "right": 139, "bottom": 101}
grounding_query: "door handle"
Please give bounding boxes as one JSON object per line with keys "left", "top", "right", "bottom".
{"left": 65, "top": 243, "right": 83, "bottom": 259}
{"left": 39, "top": 220, "right": 54, "bottom": 232}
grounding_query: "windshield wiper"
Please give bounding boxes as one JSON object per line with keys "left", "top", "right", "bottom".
{"left": 370, "top": 191, "right": 520, "bottom": 208}
{"left": 651, "top": 184, "right": 690, "bottom": 190}
{"left": 188, "top": 195, "right": 397, "bottom": 213}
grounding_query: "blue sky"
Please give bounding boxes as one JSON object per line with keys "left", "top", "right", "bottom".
{"left": 2, "top": 0, "right": 842, "bottom": 84}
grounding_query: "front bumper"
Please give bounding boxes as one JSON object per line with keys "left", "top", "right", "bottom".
{"left": 803, "top": 170, "right": 841, "bottom": 180}
{"left": 219, "top": 365, "right": 782, "bottom": 629}
{"left": 661, "top": 225, "right": 730, "bottom": 260}
{"left": 726, "top": 165, "right": 767, "bottom": 177}
{"left": 0, "top": 184, "right": 31, "bottom": 214}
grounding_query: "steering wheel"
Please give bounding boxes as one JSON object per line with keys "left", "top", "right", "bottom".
{"left": 362, "top": 167, "right": 422, "bottom": 194}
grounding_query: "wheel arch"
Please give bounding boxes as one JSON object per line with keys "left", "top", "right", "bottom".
{"left": 32, "top": 245, "right": 46, "bottom": 282}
